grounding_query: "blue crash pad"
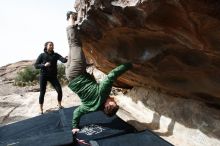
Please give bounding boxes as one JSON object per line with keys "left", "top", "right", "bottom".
{"left": 89, "top": 130, "right": 173, "bottom": 146}
{"left": 0, "top": 107, "right": 173, "bottom": 146}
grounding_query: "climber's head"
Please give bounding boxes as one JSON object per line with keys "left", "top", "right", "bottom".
{"left": 103, "top": 97, "right": 119, "bottom": 117}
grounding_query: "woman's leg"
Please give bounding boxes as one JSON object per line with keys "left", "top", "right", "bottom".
{"left": 39, "top": 75, "right": 47, "bottom": 113}
{"left": 49, "top": 77, "right": 63, "bottom": 108}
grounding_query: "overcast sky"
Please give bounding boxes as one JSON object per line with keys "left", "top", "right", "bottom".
{"left": 0, "top": 0, "right": 75, "bottom": 67}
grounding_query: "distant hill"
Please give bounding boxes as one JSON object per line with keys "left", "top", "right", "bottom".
{"left": 0, "top": 60, "right": 35, "bottom": 81}
{"left": 0, "top": 60, "right": 36, "bottom": 96}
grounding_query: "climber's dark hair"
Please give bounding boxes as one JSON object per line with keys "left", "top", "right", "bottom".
{"left": 104, "top": 104, "right": 119, "bottom": 117}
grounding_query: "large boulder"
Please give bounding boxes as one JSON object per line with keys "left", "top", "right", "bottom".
{"left": 74, "top": 0, "right": 220, "bottom": 106}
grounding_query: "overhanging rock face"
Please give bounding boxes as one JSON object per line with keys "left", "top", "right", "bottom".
{"left": 75, "top": 0, "right": 220, "bottom": 105}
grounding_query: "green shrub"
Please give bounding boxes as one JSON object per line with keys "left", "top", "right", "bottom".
{"left": 14, "top": 66, "right": 40, "bottom": 86}
{"left": 57, "top": 63, "right": 68, "bottom": 85}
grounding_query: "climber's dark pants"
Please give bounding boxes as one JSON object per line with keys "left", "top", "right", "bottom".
{"left": 65, "top": 26, "right": 87, "bottom": 81}
{"left": 39, "top": 75, "right": 62, "bottom": 104}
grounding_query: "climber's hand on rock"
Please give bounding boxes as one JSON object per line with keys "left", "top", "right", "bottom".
{"left": 72, "top": 128, "right": 80, "bottom": 134}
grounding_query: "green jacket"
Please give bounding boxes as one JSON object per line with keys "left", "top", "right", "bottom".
{"left": 68, "top": 63, "right": 132, "bottom": 128}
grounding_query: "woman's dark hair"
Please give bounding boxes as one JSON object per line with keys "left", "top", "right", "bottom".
{"left": 44, "top": 41, "right": 53, "bottom": 52}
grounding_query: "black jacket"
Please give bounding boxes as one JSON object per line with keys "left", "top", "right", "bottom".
{"left": 34, "top": 51, "right": 67, "bottom": 77}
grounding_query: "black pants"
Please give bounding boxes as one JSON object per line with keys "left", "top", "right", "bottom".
{"left": 39, "top": 75, "right": 62, "bottom": 104}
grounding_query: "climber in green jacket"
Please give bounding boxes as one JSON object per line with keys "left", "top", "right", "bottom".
{"left": 66, "top": 11, "right": 132, "bottom": 134}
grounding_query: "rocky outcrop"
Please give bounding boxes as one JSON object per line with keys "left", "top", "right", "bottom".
{"left": 0, "top": 60, "right": 81, "bottom": 125}
{"left": 74, "top": 0, "right": 220, "bottom": 106}
{"left": 0, "top": 60, "right": 35, "bottom": 80}
{"left": 73, "top": 1, "right": 220, "bottom": 145}
{"left": 0, "top": 60, "right": 37, "bottom": 96}
{"left": 115, "top": 88, "right": 220, "bottom": 146}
